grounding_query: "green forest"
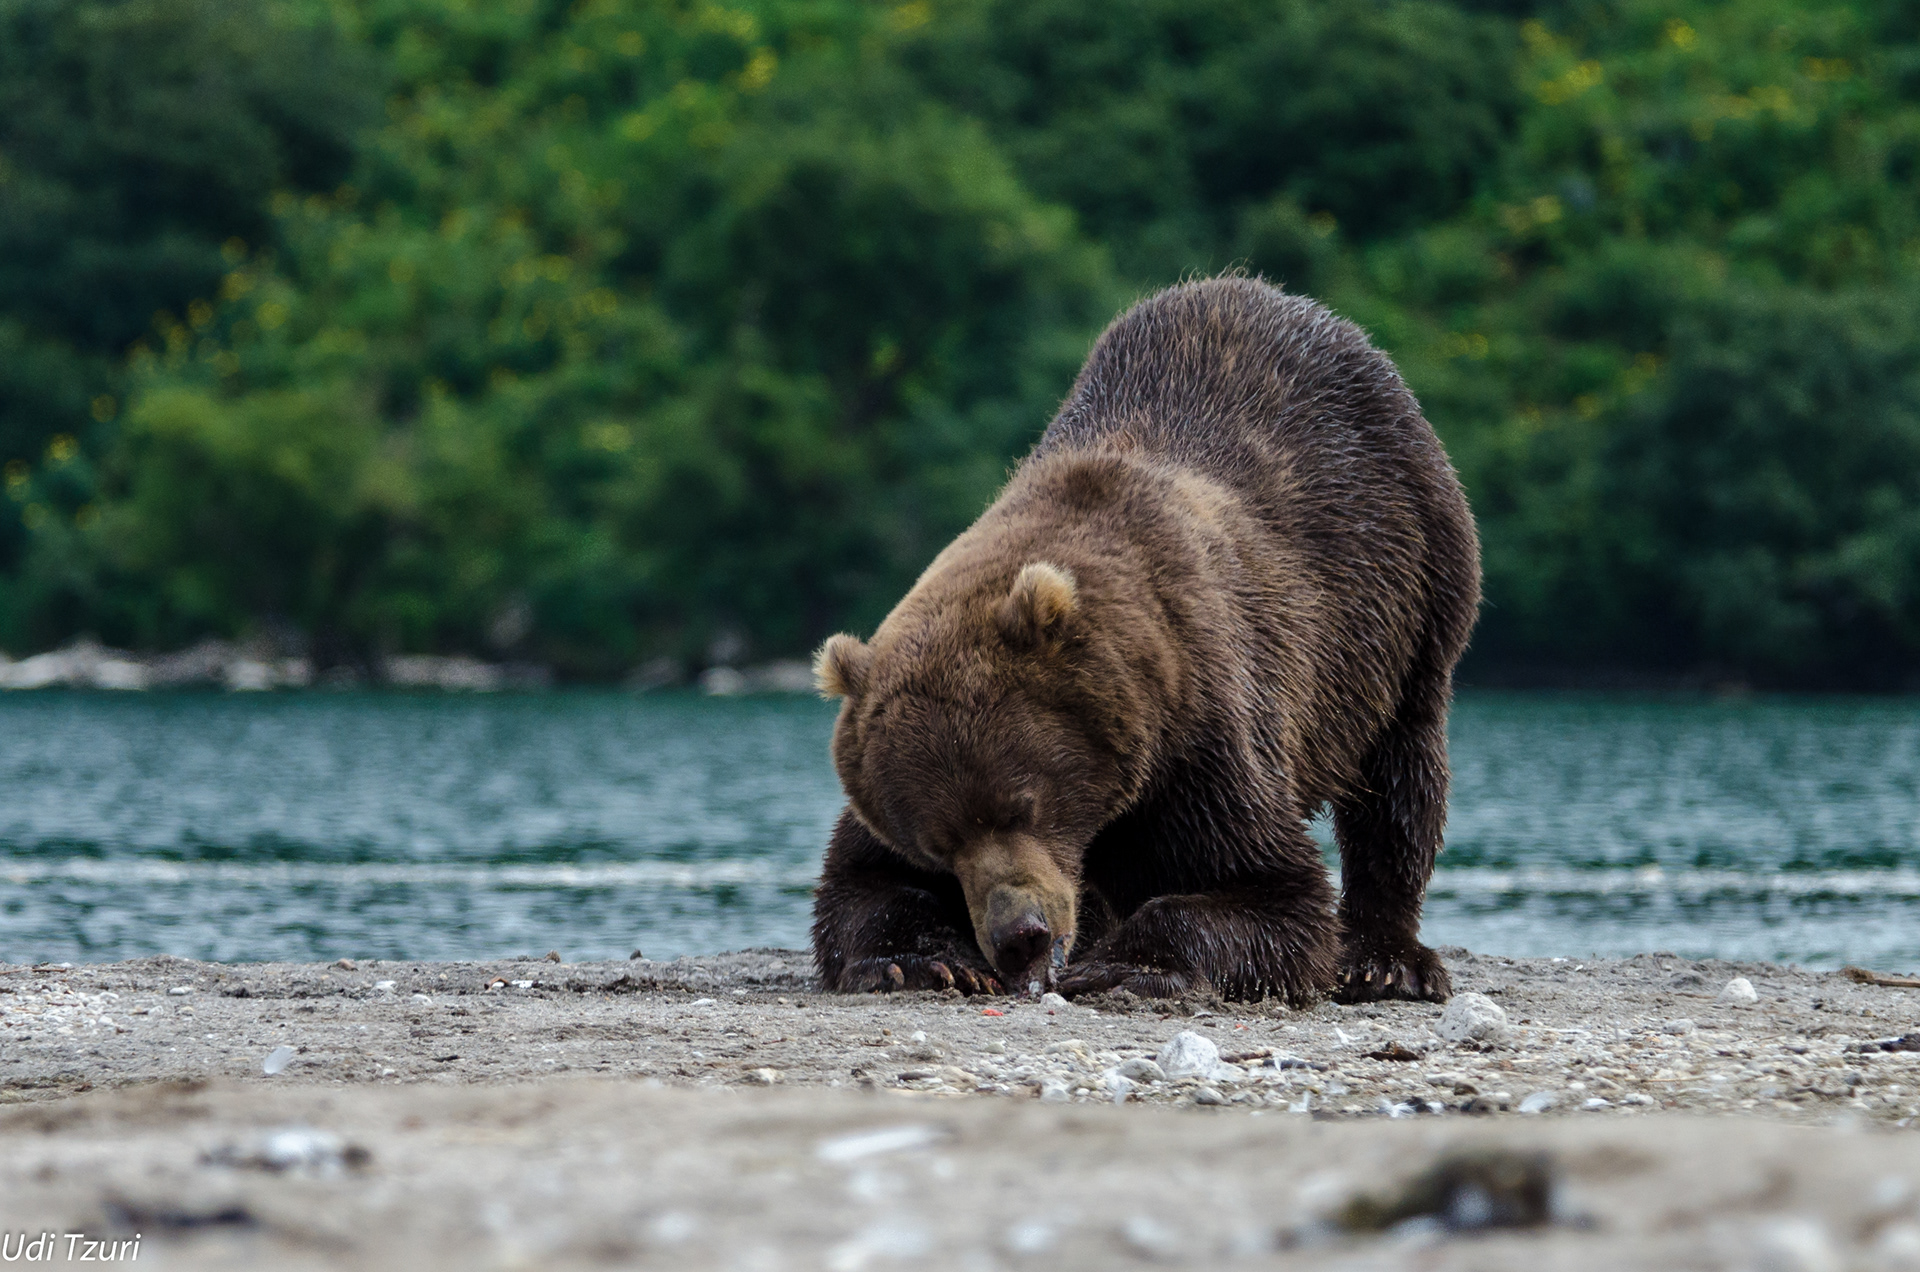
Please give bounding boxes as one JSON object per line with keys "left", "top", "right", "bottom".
{"left": 3, "top": 0, "right": 1919, "bottom": 687}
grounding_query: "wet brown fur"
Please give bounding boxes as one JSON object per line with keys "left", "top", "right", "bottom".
{"left": 811, "top": 277, "right": 1480, "bottom": 1005}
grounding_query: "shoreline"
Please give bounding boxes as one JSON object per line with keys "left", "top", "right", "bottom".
{"left": 4, "top": 949, "right": 1919, "bottom": 1269}
{"left": 5, "top": 948, "right": 1917, "bottom": 1119}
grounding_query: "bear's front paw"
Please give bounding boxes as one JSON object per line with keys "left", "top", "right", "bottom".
{"left": 1336, "top": 943, "right": 1451, "bottom": 1003}
{"left": 835, "top": 956, "right": 1002, "bottom": 996}
{"left": 1053, "top": 960, "right": 1206, "bottom": 1000}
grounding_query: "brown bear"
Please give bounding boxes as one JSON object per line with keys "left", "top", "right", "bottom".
{"left": 810, "top": 276, "right": 1479, "bottom": 1005}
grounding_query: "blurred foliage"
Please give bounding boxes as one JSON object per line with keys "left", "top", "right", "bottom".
{"left": 3, "top": 0, "right": 1919, "bottom": 687}
{"left": 0, "top": 0, "right": 376, "bottom": 598}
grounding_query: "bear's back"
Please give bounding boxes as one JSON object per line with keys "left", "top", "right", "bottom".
{"left": 1023, "top": 276, "right": 1478, "bottom": 787}
{"left": 1036, "top": 276, "right": 1442, "bottom": 500}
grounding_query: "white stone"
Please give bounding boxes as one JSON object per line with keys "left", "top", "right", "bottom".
{"left": 1003, "top": 1219, "right": 1056, "bottom": 1255}
{"left": 1120, "top": 1215, "right": 1182, "bottom": 1258}
{"left": 1720, "top": 976, "right": 1759, "bottom": 1005}
{"left": 1156, "top": 1030, "right": 1220, "bottom": 1079}
{"left": 1752, "top": 1218, "right": 1842, "bottom": 1272}
{"left": 1434, "top": 992, "right": 1508, "bottom": 1046}
{"left": 1518, "top": 1090, "right": 1558, "bottom": 1114}
{"left": 262, "top": 1045, "right": 297, "bottom": 1076}
{"left": 1192, "top": 1086, "right": 1228, "bottom": 1106}
{"left": 815, "top": 1124, "right": 943, "bottom": 1163}
{"left": 1115, "top": 1057, "right": 1166, "bottom": 1083}
{"left": 1155, "top": 1031, "right": 1238, "bottom": 1082}
{"left": 225, "top": 659, "right": 275, "bottom": 691}
{"left": 93, "top": 658, "right": 151, "bottom": 690}
{"left": 649, "top": 1212, "right": 699, "bottom": 1245}
{"left": 1038, "top": 1078, "right": 1071, "bottom": 1103}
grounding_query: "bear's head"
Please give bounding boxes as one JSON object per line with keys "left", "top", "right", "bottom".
{"left": 815, "top": 561, "right": 1140, "bottom": 994}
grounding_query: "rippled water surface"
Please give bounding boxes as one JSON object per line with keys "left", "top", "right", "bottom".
{"left": 3, "top": 690, "right": 1917, "bottom": 968}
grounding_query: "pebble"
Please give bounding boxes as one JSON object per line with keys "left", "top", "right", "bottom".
{"left": 1039, "top": 992, "right": 1071, "bottom": 1010}
{"left": 815, "top": 1125, "right": 944, "bottom": 1163}
{"left": 744, "top": 1068, "right": 783, "bottom": 1086}
{"left": 262, "top": 1044, "right": 297, "bottom": 1076}
{"left": 167, "top": 986, "right": 193, "bottom": 996}
{"left": 1120, "top": 1215, "right": 1183, "bottom": 1258}
{"left": 649, "top": 1211, "right": 698, "bottom": 1244}
{"left": 1192, "top": 1086, "right": 1228, "bottom": 1106}
{"left": 1434, "top": 992, "right": 1507, "bottom": 1047}
{"left": 1751, "top": 1217, "right": 1842, "bottom": 1272}
{"left": 1156, "top": 1031, "right": 1236, "bottom": 1082}
{"left": 1115, "top": 1057, "right": 1167, "bottom": 1083}
{"left": 1662, "top": 1018, "right": 1697, "bottom": 1035}
{"left": 1517, "top": 1090, "right": 1558, "bottom": 1115}
{"left": 1004, "top": 1219, "right": 1056, "bottom": 1255}
{"left": 1039, "top": 1078, "right": 1071, "bottom": 1103}
{"left": 1720, "top": 976, "right": 1759, "bottom": 1005}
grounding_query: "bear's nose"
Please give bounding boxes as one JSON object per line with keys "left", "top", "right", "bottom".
{"left": 989, "top": 909, "right": 1051, "bottom": 980}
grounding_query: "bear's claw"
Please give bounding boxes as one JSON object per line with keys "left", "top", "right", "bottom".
{"left": 1335, "top": 945, "right": 1451, "bottom": 1003}
{"left": 1052, "top": 961, "right": 1204, "bottom": 1000}
{"left": 839, "top": 956, "right": 1001, "bottom": 996}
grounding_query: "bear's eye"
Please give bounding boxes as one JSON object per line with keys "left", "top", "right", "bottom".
{"left": 997, "top": 793, "right": 1037, "bottom": 831}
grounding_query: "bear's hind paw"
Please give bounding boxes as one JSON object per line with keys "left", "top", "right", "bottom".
{"left": 837, "top": 956, "right": 1002, "bottom": 996}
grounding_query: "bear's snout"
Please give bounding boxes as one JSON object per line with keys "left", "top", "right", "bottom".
{"left": 952, "top": 835, "right": 1078, "bottom": 994}
{"left": 985, "top": 889, "right": 1052, "bottom": 987}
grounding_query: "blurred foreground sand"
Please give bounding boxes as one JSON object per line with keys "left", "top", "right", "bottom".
{"left": 3, "top": 948, "right": 1917, "bottom": 1269}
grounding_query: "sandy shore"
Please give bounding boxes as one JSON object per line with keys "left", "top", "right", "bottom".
{"left": 4, "top": 948, "right": 1919, "bottom": 1269}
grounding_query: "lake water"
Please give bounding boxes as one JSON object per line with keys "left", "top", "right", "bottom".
{"left": 3, "top": 691, "right": 1918, "bottom": 971}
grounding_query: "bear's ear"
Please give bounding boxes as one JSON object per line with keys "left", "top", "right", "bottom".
{"left": 997, "top": 562, "right": 1078, "bottom": 649}
{"left": 813, "top": 633, "right": 873, "bottom": 699}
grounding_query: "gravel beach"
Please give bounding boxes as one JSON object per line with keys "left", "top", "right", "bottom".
{"left": 5, "top": 948, "right": 1919, "bottom": 1269}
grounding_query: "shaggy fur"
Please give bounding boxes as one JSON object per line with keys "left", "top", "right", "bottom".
{"left": 811, "top": 277, "right": 1480, "bottom": 1005}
